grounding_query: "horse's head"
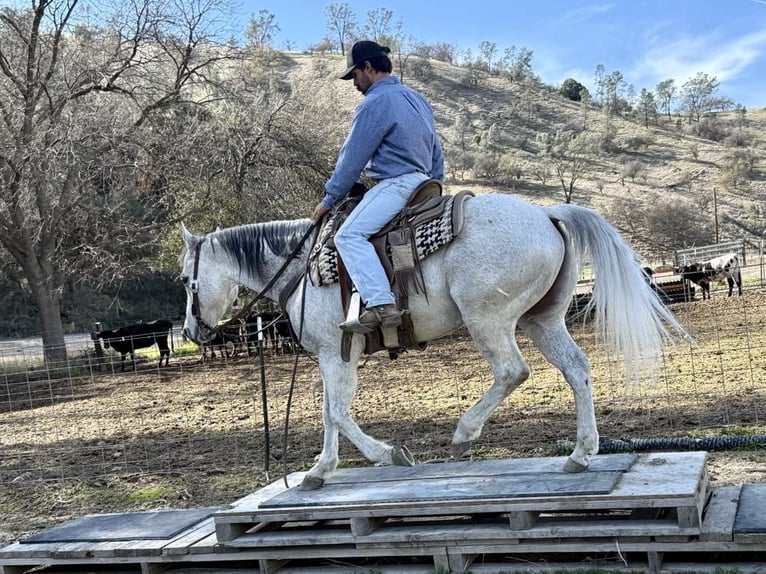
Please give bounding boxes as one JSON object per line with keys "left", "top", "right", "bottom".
{"left": 179, "top": 224, "right": 239, "bottom": 344}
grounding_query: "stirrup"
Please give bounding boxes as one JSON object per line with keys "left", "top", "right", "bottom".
{"left": 339, "top": 292, "right": 371, "bottom": 334}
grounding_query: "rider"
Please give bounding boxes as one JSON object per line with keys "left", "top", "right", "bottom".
{"left": 311, "top": 40, "right": 445, "bottom": 334}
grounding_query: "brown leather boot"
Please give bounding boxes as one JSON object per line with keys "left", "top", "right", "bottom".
{"left": 339, "top": 304, "right": 403, "bottom": 334}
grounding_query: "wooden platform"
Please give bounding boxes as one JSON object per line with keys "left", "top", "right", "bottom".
{"left": 2, "top": 452, "right": 766, "bottom": 573}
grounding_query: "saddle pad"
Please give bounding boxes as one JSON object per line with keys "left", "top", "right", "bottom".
{"left": 22, "top": 507, "right": 218, "bottom": 543}
{"left": 310, "top": 194, "right": 459, "bottom": 286}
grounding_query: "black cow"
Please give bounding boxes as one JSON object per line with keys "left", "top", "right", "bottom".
{"left": 641, "top": 266, "right": 654, "bottom": 284}
{"left": 201, "top": 317, "right": 246, "bottom": 362}
{"left": 679, "top": 253, "right": 743, "bottom": 301}
{"left": 243, "top": 311, "right": 297, "bottom": 355}
{"left": 99, "top": 319, "right": 173, "bottom": 370}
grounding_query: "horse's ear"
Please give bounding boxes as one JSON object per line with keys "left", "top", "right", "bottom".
{"left": 181, "top": 222, "right": 195, "bottom": 245}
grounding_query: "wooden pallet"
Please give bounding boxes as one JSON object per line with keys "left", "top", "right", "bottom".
{"left": 3, "top": 452, "right": 766, "bottom": 573}
{"left": 215, "top": 452, "right": 707, "bottom": 542}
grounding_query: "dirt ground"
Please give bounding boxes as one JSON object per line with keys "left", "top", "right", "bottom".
{"left": 1, "top": 289, "right": 766, "bottom": 546}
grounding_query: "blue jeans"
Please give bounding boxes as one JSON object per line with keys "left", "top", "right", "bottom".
{"left": 334, "top": 172, "right": 430, "bottom": 307}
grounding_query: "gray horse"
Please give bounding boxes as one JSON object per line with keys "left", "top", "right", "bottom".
{"left": 179, "top": 193, "right": 690, "bottom": 490}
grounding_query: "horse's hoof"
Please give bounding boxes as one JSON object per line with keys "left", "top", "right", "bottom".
{"left": 563, "top": 457, "right": 588, "bottom": 473}
{"left": 391, "top": 445, "right": 415, "bottom": 466}
{"left": 451, "top": 441, "right": 472, "bottom": 459}
{"left": 300, "top": 475, "right": 325, "bottom": 490}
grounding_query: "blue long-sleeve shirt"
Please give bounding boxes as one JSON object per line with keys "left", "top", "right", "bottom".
{"left": 322, "top": 76, "right": 445, "bottom": 210}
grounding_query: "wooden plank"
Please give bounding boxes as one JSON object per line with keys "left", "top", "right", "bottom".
{"left": 162, "top": 517, "right": 217, "bottom": 556}
{"left": 259, "top": 558, "right": 288, "bottom": 573}
{"left": 447, "top": 548, "right": 477, "bottom": 573}
{"left": 350, "top": 516, "right": 386, "bottom": 536}
{"left": 677, "top": 464, "right": 709, "bottom": 528}
{"left": 213, "top": 472, "right": 305, "bottom": 539}
{"left": 0, "top": 541, "right": 64, "bottom": 559}
{"left": 609, "top": 452, "right": 706, "bottom": 502}
{"left": 220, "top": 472, "right": 306, "bottom": 515}
{"left": 353, "top": 517, "right": 700, "bottom": 547}
{"left": 734, "top": 483, "right": 766, "bottom": 543}
{"left": 321, "top": 453, "right": 638, "bottom": 485}
{"left": 647, "top": 550, "right": 663, "bottom": 573}
{"left": 228, "top": 514, "right": 701, "bottom": 551}
{"left": 22, "top": 508, "right": 218, "bottom": 544}
{"left": 508, "top": 510, "right": 538, "bottom": 530}
{"left": 260, "top": 470, "right": 623, "bottom": 510}
{"left": 188, "top": 531, "right": 224, "bottom": 555}
{"left": 700, "top": 485, "right": 740, "bottom": 542}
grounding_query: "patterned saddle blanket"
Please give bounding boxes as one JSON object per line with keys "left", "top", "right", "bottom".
{"left": 309, "top": 190, "right": 474, "bottom": 292}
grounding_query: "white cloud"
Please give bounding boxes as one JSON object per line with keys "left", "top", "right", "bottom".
{"left": 562, "top": 3, "right": 615, "bottom": 25}
{"left": 633, "top": 28, "right": 766, "bottom": 88}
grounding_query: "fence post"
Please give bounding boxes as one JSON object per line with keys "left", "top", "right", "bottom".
{"left": 90, "top": 322, "right": 104, "bottom": 372}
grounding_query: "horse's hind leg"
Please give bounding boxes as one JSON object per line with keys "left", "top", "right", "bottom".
{"left": 520, "top": 316, "right": 598, "bottom": 472}
{"left": 451, "top": 326, "right": 531, "bottom": 459}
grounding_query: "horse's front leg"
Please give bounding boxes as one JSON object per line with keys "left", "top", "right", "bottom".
{"left": 301, "top": 348, "right": 414, "bottom": 490}
{"left": 300, "top": 395, "right": 340, "bottom": 491}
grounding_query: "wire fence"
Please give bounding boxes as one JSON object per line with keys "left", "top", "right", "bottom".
{"left": 2, "top": 269, "right": 766, "bottom": 542}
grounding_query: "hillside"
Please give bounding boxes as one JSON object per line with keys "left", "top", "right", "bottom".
{"left": 286, "top": 53, "right": 766, "bottom": 263}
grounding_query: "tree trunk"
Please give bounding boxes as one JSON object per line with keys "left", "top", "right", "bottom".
{"left": 31, "top": 283, "right": 67, "bottom": 366}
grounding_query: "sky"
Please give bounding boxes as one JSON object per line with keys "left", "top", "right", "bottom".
{"left": 232, "top": 0, "right": 766, "bottom": 109}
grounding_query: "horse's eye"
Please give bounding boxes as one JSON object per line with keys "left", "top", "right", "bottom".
{"left": 180, "top": 275, "right": 189, "bottom": 285}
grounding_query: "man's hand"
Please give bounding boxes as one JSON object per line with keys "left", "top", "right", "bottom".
{"left": 312, "top": 202, "right": 330, "bottom": 223}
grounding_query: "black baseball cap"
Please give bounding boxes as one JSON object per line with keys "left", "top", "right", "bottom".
{"left": 339, "top": 40, "right": 391, "bottom": 80}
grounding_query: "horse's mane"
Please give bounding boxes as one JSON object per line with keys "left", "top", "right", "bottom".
{"left": 211, "top": 219, "right": 313, "bottom": 279}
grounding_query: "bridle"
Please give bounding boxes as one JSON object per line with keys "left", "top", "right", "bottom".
{"left": 188, "top": 238, "right": 219, "bottom": 343}
{"left": 186, "top": 222, "right": 319, "bottom": 343}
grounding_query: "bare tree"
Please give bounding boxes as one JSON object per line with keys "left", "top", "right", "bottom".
{"left": 362, "top": 7, "right": 394, "bottom": 45}
{"left": 478, "top": 40, "right": 497, "bottom": 73}
{"left": 501, "top": 45, "right": 533, "bottom": 82}
{"left": 390, "top": 21, "right": 413, "bottom": 82}
{"left": 537, "top": 130, "right": 597, "bottom": 204}
{"left": 0, "top": 0, "right": 241, "bottom": 362}
{"left": 431, "top": 41, "right": 458, "bottom": 64}
{"left": 680, "top": 72, "right": 720, "bottom": 123}
{"left": 246, "top": 9, "right": 280, "bottom": 51}
{"left": 325, "top": 3, "right": 356, "bottom": 55}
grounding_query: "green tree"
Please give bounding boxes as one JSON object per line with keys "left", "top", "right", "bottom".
{"left": 655, "top": 79, "right": 676, "bottom": 119}
{"left": 637, "top": 88, "right": 657, "bottom": 127}
{"left": 605, "top": 70, "right": 626, "bottom": 112}
{"left": 559, "top": 78, "right": 587, "bottom": 101}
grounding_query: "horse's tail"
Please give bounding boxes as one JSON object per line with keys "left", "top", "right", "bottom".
{"left": 546, "top": 204, "right": 692, "bottom": 384}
